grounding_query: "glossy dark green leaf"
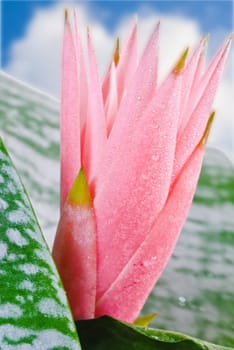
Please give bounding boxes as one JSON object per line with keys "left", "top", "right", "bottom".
{"left": 0, "top": 138, "right": 81, "bottom": 349}
{"left": 76, "top": 316, "right": 233, "bottom": 350}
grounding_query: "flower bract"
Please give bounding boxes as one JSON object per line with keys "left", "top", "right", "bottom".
{"left": 52, "top": 10, "right": 231, "bottom": 322}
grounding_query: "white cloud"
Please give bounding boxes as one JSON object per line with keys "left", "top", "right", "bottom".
{"left": 5, "top": 3, "right": 114, "bottom": 97}
{"left": 4, "top": 2, "right": 233, "bottom": 161}
{"left": 5, "top": 5, "right": 64, "bottom": 97}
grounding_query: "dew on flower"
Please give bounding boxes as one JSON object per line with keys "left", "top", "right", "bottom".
{"left": 141, "top": 173, "right": 149, "bottom": 180}
{"left": 152, "top": 124, "right": 159, "bottom": 129}
{"left": 0, "top": 8, "right": 231, "bottom": 347}
{"left": 151, "top": 154, "right": 160, "bottom": 161}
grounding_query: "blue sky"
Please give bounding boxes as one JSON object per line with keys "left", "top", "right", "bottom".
{"left": 1, "top": 0, "right": 233, "bottom": 67}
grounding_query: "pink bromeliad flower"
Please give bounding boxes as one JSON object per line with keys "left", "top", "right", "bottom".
{"left": 52, "top": 10, "right": 231, "bottom": 323}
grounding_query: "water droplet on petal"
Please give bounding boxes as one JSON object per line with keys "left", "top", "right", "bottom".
{"left": 151, "top": 154, "right": 159, "bottom": 161}
{"left": 141, "top": 173, "right": 149, "bottom": 180}
{"left": 152, "top": 124, "right": 159, "bottom": 129}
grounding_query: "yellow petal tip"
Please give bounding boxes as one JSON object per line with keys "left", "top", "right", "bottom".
{"left": 113, "top": 38, "right": 120, "bottom": 66}
{"left": 67, "top": 168, "right": 92, "bottom": 207}
{"left": 173, "top": 47, "right": 189, "bottom": 74}
{"left": 134, "top": 313, "right": 157, "bottom": 327}
{"left": 200, "top": 111, "right": 215, "bottom": 147}
{"left": 64, "top": 8, "right": 69, "bottom": 24}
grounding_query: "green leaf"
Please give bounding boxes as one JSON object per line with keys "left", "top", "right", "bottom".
{"left": 0, "top": 138, "right": 81, "bottom": 349}
{"left": 76, "top": 316, "right": 233, "bottom": 350}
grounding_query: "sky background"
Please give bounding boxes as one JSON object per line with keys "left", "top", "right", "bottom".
{"left": 2, "top": 1, "right": 233, "bottom": 66}
{"left": 0, "top": 0, "right": 233, "bottom": 160}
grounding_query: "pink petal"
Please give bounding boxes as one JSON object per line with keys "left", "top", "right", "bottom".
{"left": 104, "top": 62, "right": 118, "bottom": 136}
{"left": 82, "top": 30, "right": 107, "bottom": 195}
{"left": 95, "top": 144, "right": 204, "bottom": 322}
{"left": 112, "top": 22, "right": 159, "bottom": 136}
{"left": 178, "top": 38, "right": 207, "bottom": 135}
{"left": 187, "top": 44, "right": 206, "bottom": 107}
{"left": 98, "top": 22, "right": 160, "bottom": 182}
{"left": 73, "top": 10, "right": 88, "bottom": 130}
{"left": 200, "top": 36, "right": 231, "bottom": 89}
{"left": 95, "top": 63, "right": 182, "bottom": 301}
{"left": 53, "top": 171, "right": 96, "bottom": 320}
{"left": 188, "top": 36, "right": 231, "bottom": 121}
{"left": 102, "top": 63, "right": 112, "bottom": 107}
{"left": 60, "top": 13, "right": 81, "bottom": 210}
{"left": 116, "top": 19, "right": 138, "bottom": 103}
{"left": 173, "top": 37, "right": 231, "bottom": 182}
{"left": 102, "top": 38, "right": 119, "bottom": 106}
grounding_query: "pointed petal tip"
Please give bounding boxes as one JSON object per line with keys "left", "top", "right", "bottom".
{"left": 148, "top": 20, "right": 160, "bottom": 37}
{"left": 150, "top": 21, "right": 160, "bottom": 37}
{"left": 198, "top": 34, "right": 210, "bottom": 58}
{"left": 225, "top": 33, "right": 234, "bottom": 48}
{"left": 67, "top": 168, "right": 92, "bottom": 207}
{"left": 199, "top": 111, "right": 215, "bottom": 147}
{"left": 130, "top": 15, "right": 138, "bottom": 36}
{"left": 201, "top": 34, "right": 210, "bottom": 47}
{"left": 155, "top": 20, "right": 160, "bottom": 31}
{"left": 113, "top": 37, "right": 120, "bottom": 66}
{"left": 86, "top": 26, "right": 92, "bottom": 45}
{"left": 130, "top": 18, "right": 138, "bottom": 40}
{"left": 133, "top": 14, "right": 138, "bottom": 25}
{"left": 64, "top": 8, "right": 69, "bottom": 24}
{"left": 173, "top": 47, "right": 189, "bottom": 74}
{"left": 72, "top": 8, "right": 78, "bottom": 23}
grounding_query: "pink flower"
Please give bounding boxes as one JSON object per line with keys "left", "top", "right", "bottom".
{"left": 52, "top": 10, "right": 231, "bottom": 322}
